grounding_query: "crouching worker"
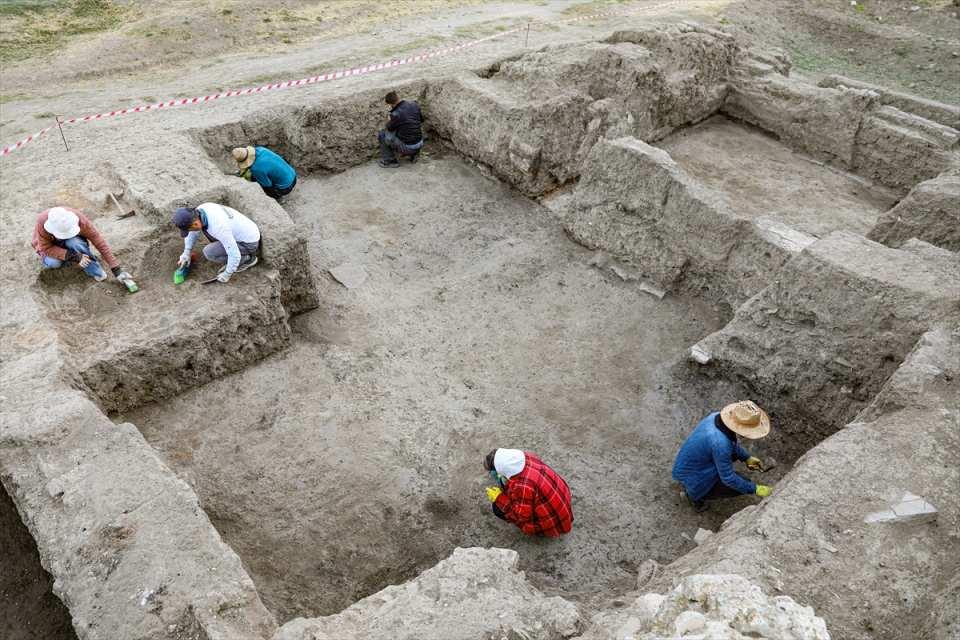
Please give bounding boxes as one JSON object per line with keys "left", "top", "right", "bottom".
{"left": 32, "top": 206, "right": 135, "bottom": 286}
{"left": 672, "top": 400, "right": 773, "bottom": 512}
{"left": 232, "top": 146, "right": 297, "bottom": 200}
{"left": 172, "top": 203, "right": 260, "bottom": 284}
{"left": 377, "top": 91, "right": 424, "bottom": 168}
{"left": 483, "top": 448, "right": 573, "bottom": 537}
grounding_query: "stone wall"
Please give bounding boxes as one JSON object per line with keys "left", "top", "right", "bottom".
{"left": 868, "top": 172, "right": 960, "bottom": 252}
{"left": 723, "top": 50, "right": 959, "bottom": 194}
{"left": 273, "top": 548, "right": 582, "bottom": 640}
{"left": 563, "top": 137, "right": 813, "bottom": 307}
{"left": 0, "top": 293, "right": 277, "bottom": 640}
{"left": 690, "top": 232, "right": 959, "bottom": 451}
{"left": 426, "top": 23, "right": 738, "bottom": 196}
{"left": 192, "top": 81, "right": 430, "bottom": 176}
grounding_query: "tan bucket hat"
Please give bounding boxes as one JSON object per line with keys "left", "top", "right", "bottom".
{"left": 720, "top": 400, "right": 770, "bottom": 439}
{"left": 232, "top": 146, "right": 256, "bottom": 170}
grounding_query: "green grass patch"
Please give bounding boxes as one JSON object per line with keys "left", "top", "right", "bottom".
{"left": 0, "top": 91, "right": 32, "bottom": 104}
{"left": 788, "top": 47, "right": 848, "bottom": 74}
{"left": 0, "top": 0, "right": 126, "bottom": 63}
{"left": 377, "top": 35, "right": 446, "bottom": 59}
{"left": 0, "top": 1, "right": 58, "bottom": 17}
{"left": 561, "top": 0, "right": 631, "bottom": 16}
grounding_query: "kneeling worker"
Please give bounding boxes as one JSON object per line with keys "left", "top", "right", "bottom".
{"left": 378, "top": 90, "right": 424, "bottom": 168}
{"left": 232, "top": 146, "right": 297, "bottom": 200}
{"left": 672, "top": 400, "right": 773, "bottom": 512}
{"left": 483, "top": 448, "right": 573, "bottom": 537}
{"left": 172, "top": 203, "right": 260, "bottom": 284}
{"left": 32, "top": 206, "right": 135, "bottom": 288}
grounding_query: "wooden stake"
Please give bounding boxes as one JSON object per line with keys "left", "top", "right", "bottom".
{"left": 55, "top": 116, "right": 69, "bottom": 152}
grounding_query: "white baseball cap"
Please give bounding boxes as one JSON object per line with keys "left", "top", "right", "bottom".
{"left": 43, "top": 207, "right": 81, "bottom": 240}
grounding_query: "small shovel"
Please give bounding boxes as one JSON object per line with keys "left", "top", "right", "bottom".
{"left": 200, "top": 276, "right": 221, "bottom": 285}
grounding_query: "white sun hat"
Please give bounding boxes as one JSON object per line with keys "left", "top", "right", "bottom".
{"left": 493, "top": 449, "right": 526, "bottom": 479}
{"left": 43, "top": 207, "right": 81, "bottom": 240}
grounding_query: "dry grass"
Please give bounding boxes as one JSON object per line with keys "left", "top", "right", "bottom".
{"left": 0, "top": 0, "right": 130, "bottom": 63}
{"left": 560, "top": 0, "right": 633, "bottom": 17}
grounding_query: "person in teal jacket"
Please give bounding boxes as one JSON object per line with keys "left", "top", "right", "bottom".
{"left": 232, "top": 146, "right": 297, "bottom": 200}
{"left": 672, "top": 400, "right": 774, "bottom": 512}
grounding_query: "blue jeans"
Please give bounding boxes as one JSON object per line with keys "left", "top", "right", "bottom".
{"left": 378, "top": 129, "right": 423, "bottom": 162}
{"left": 40, "top": 236, "right": 106, "bottom": 279}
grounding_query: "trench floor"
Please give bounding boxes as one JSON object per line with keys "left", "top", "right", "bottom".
{"left": 120, "top": 154, "right": 761, "bottom": 622}
{"left": 658, "top": 115, "right": 898, "bottom": 238}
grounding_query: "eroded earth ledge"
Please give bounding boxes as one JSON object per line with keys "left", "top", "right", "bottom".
{"left": 1, "top": 21, "right": 957, "bottom": 640}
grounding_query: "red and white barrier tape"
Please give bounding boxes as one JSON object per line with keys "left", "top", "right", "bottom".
{"left": 0, "top": 1, "right": 683, "bottom": 158}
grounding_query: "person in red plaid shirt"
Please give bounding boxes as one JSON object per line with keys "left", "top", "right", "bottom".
{"left": 483, "top": 448, "right": 573, "bottom": 537}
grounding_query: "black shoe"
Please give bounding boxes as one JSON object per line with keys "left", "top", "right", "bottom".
{"left": 408, "top": 152, "right": 419, "bottom": 164}
{"left": 378, "top": 160, "right": 399, "bottom": 168}
{"left": 237, "top": 256, "right": 258, "bottom": 272}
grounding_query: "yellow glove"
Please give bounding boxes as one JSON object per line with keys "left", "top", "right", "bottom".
{"left": 746, "top": 456, "right": 763, "bottom": 471}
{"left": 485, "top": 486, "right": 502, "bottom": 502}
{"left": 755, "top": 484, "right": 772, "bottom": 498}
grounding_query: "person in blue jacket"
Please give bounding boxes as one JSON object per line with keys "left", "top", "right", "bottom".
{"left": 672, "top": 400, "right": 774, "bottom": 512}
{"left": 232, "top": 146, "right": 297, "bottom": 200}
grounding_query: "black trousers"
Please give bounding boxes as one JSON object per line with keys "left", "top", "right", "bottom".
{"left": 492, "top": 503, "right": 508, "bottom": 520}
{"left": 700, "top": 480, "right": 743, "bottom": 501}
{"left": 263, "top": 177, "right": 296, "bottom": 200}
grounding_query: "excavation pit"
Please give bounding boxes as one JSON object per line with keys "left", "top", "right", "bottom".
{"left": 4, "top": 18, "right": 957, "bottom": 640}
{"left": 116, "top": 153, "right": 766, "bottom": 622}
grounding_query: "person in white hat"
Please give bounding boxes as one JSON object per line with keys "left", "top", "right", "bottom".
{"left": 482, "top": 448, "right": 573, "bottom": 537}
{"left": 672, "top": 400, "right": 774, "bottom": 512}
{"left": 31, "top": 206, "right": 133, "bottom": 285}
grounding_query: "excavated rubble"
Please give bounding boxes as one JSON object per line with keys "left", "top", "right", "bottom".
{"left": 1, "top": 21, "right": 957, "bottom": 640}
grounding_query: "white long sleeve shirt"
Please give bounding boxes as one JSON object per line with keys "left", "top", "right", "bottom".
{"left": 183, "top": 203, "right": 261, "bottom": 275}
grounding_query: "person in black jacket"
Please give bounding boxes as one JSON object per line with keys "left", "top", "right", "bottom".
{"left": 378, "top": 91, "right": 424, "bottom": 168}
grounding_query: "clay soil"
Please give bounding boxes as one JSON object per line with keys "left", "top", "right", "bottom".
{"left": 116, "top": 153, "right": 777, "bottom": 622}
{"left": 658, "top": 115, "right": 899, "bottom": 238}
{"left": 0, "top": 487, "right": 77, "bottom": 640}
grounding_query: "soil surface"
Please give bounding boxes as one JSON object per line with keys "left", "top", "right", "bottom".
{"left": 658, "top": 115, "right": 898, "bottom": 238}
{"left": 0, "top": 487, "right": 77, "bottom": 640}
{"left": 2, "top": 1, "right": 956, "bottom": 145}
{"left": 721, "top": 0, "right": 960, "bottom": 104}
{"left": 118, "top": 153, "right": 775, "bottom": 622}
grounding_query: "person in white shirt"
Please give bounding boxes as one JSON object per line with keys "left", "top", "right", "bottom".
{"left": 171, "top": 203, "right": 261, "bottom": 283}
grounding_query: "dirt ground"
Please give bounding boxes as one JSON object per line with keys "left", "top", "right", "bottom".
{"left": 2, "top": 1, "right": 957, "bottom": 142}
{"left": 720, "top": 0, "right": 960, "bottom": 105}
{"left": 658, "top": 115, "right": 898, "bottom": 238}
{"left": 117, "top": 153, "right": 783, "bottom": 622}
{"left": 0, "top": 487, "right": 77, "bottom": 640}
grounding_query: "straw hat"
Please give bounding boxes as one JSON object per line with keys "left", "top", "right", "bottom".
{"left": 720, "top": 400, "right": 770, "bottom": 439}
{"left": 43, "top": 207, "right": 81, "bottom": 240}
{"left": 232, "top": 146, "right": 256, "bottom": 170}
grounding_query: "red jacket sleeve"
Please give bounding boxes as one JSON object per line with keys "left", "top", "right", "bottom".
{"left": 77, "top": 212, "right": 120, "bottom": 269}
{"left": 32, "top": 213, "right": 67, "bottom": 261}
